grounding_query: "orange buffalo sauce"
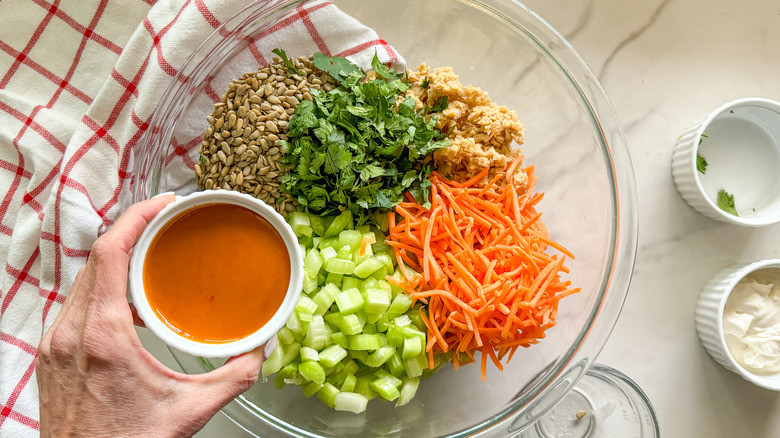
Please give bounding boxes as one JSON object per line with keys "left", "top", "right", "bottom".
{"left": 143, "top": 203, "right": 290, "bottom": 344}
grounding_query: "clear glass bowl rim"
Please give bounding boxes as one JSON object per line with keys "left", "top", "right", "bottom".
{"left": 132, "top": 0, "right": 639, "bottom": 436}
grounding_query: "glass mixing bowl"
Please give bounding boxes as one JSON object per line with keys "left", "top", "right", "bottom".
{"left": 132, "top": 0, "right": 639, "bottom": 436}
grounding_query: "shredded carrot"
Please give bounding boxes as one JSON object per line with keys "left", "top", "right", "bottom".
{"left": 388, "top": 155, "right": 578, "bottom": 381}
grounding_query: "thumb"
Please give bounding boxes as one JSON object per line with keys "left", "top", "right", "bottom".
{"left": 185, "top": 345, "right": 265, "bottom": 412}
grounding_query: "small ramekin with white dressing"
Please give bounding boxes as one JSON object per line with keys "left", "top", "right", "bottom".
{"left": 696, "top": 259, "right": 780, "bottom": 390}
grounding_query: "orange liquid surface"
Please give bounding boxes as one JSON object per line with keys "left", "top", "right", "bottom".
{"left": 143, "top": 203, "right": 290, "bottom": 343}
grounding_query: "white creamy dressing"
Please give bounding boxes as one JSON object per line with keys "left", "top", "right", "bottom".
{"left": 722, "top": 277, "right": 780, "bottom": 374}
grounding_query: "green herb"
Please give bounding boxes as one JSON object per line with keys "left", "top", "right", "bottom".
{"left": 199, "top": 155, "right": 207, "bottom": 167}
{"left": 313, "top": 52, "right": 363, "bottom": 86}
{"left": 280, "top": 53, "right": 450, "bottom": 224}
{"left": 717, "top": 189, "right": 738, "bottom": 216}
{"left": 698, "top": 133, "right": 708, "bottom": 146}
{"left": 420, "top": 76, "right": 430, "bottom": 89}
{"left": 272, "top": 48, "right": 300, "bottom": 75}
{"left": 696, "top": 153, "right": 708, "bottom": 174}
{"left": 429, "top": 96, "right": 449, "bottom": 113}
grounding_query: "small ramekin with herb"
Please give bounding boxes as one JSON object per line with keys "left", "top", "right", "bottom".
{"left": 672, "top": 97, "right": 780, "bottom": 226}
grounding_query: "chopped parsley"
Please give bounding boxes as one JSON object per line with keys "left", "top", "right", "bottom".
{"left": 272, "top": 48, "right": 300, "bottom": 75}
{"left": 717, "top": 189, "right": 738, "bottom": 216}
{"left": 696, "top": 153, "right": 708, "bottom": 174}
{"left": 280, "top": 53, "right": 450, "bottom": 224}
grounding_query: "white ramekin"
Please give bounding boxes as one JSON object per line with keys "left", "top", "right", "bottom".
{"left": 128, "top": 191, "right": 303, "bottom": 358}
{"left": 671, "top": 98, "right": 780, "bottom": 226}
{"left": 695, "top": 259, "right": 780, "bottom": 390}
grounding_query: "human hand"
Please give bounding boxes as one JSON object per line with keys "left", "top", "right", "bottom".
{"left": 36, "top": 195, "right": 265, "bottom": 437}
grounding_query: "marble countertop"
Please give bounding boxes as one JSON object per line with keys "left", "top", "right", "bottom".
{"left": 140, "top": 1, "right": 780, "bottom": 436}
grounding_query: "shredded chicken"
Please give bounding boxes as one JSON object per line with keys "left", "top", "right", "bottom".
{"left": 404, "top": 64, "right": 527, "bottom": 188}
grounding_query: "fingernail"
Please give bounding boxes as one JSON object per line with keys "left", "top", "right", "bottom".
{"left": 152, "top": 191, "right": 175, "bottom": 199}
{"left": 263, "top": 335, "right": 278, "bottom": 359}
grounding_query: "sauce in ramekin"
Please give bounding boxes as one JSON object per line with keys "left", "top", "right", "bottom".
{"left": 143, "top": 203, "right": 290, "bottom": 343}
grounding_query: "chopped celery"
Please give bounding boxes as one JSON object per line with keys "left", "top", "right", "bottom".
{"left": 361, "top": 323, "right": 378, "bottom": 334}
{"left": 361, "top": 229, "right": 376, "bottom": 243}
{"left": 324, "top": 313, "right": 364, "bottom": 335}
{"left": 303, "top": 315, "right": 331, "bottom": 350}
{"left": 304, "top": 248, "right": 324, "bottom": 277}
{"left": 396, "top": 377, "right": 420, "bottom": 407}
{"left": 324, "top": 210, "right": 353, "bottom": 238}
{"left": 303, "top": 381, "right": 324, "bottom": 397}
{"left": 261, "top": 344, "right": 284, "bottom": 377}
{"left": 375, "top": 315, "right": 390, "bottom": 332}
{"left": 354, "top": 375, "right": 378, "bottom": 401}
{"left": 336, "top": 245, "right": 353, "bottom": 259}
{"left": 404, "top": 353, "right": 428, "bottom": 378}
{"left": 373, "top": 369, "right": 402, "bottom": 387}
{"left": 325, "top": 258, "right": 356, "bottom": 275}
{"left": 318, "top": 236, "right": 339, "bottom": 249}
{"left": 309, "top": 215, "right": 330, "bottom": 237}
{"left": 349, "top": 333, "right": 383, "bottom": 351}
{"left": 408, "top": 311, "right": 426, "bottom": 332}
{"left": 353, "top": 257, "right": 385, "bottom": 278}
{"left": 296, "top": 309, "right": 313, "bottom": 323}
{"left": 302, "top": 272, "right": 318, "bottom": 294}
{"left": 273, "top": 371, "right": 288, "bottom": 389}
{"left": 320, "top": 245, "right": 338, "bottom": 263}
{"left": 373, "top": 252, "right": 395, "bottom": 271}
{"left": 363, "top": 288, "right": 391, "bottom": 314}
{"left": 334, "top": 392, "right": 368, "bottom": 414}
{"left": 330, "top": 332, "right": 348, "bottom": 348}
{"left": 300, "top": 346, "right": 319, "bottom": 362}
{"left": 402, "top": 336, "right": 423, "bottom": 359}
{"left": 298, "top": 235, "right": 313, "bottom": 248}
{"left": 388, "top": 293, "right": 414, "bottom": 315}
{"left": 313, "top": 283, "right": 339, "bottom": 314}
{"left": 295, "top": 296, "right": 318, "bottom": 317}
{"left": 319, "top": 344, "right": 348, "bottom": 368}
{"left": 299, "top": 360, "right": 326, "bottom": 384}
{"left": 277, "top": 327, "right": 296, "bottom": 345}
{"left": 340, "top": 374, "right": 357, "bottom": 393}
{"left": 353, "top": 243, "right": 373, "bottom": 265}
{"left": 342, "top": 358, "right": 360, "bottom": 376}
{"left": 387, "top": 352, "right": 405, "bottom": 377}
{"left": 393, "top": 315, "right": 412, "bottom": 327}
{"left": 268, "top": 210, "right": 433, "bottom": 412}
{"left": 370, "top": 267, "right": 388, "bottom": 281}
{"left": 386, "top": 326, "right": 404, "bottom": 348}
{"left": 361, "top": 277, "right": 379, "bottom": 291}
{"left": 334, "top": 288, "right": 364, "bottom": 315}
{"left": 341, "top": 276, "right": 362, "bottom": 292}
{"left": 366, "top": 345, "right": 395, "bottom": 367}
{"left": 278, "top": 362, "right": 299, "bottom": 380}
{"left": 288, "top": 212, "right": 313, "bottom": 237}
{"left": 339, "top": 229, "right": 363, "bottom": 250}
{"left": 317, "top": 382, "right": 340, "bottom": 408}
{"left": 349, "top": 349, "right": 369, "bottom": 364}
{"left": 370, "top": 377, "right": 400, "bottom": 401}
{"left": 280, "top": 343, "right": 301, "bottom": 368}
{"left": 325, "top": 272, "right": 343, "bottom": 287}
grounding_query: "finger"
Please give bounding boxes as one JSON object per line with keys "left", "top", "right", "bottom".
{"left": 101, "top": 194, "right": 176, "bottom": 256}
{"left": 184, "top": 346, "right": 265, "bottom": 411}
{"left": 88, "top": 195, "right": 175, "bottom": 305}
